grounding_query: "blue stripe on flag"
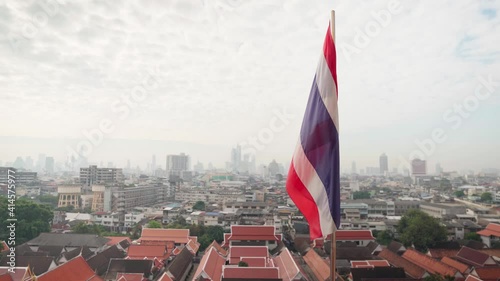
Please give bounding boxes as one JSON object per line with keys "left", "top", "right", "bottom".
{"left": 299, "top": 75, "right": 340, "bottom": 228}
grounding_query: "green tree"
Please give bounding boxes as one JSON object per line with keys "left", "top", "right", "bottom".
{"left": 398, "top": 209, "right": 447, "bottom": 252}
{"left": 147, "top": 220, "right": 162, "bottom": 228}
{"left": 238, "top": 261, "right": 249, "bottom": 267}
{"left": 464, "top": 232, "right": 481, "bottom": 241}
{"left": 193, "top": 201, "right": 206, "bottom": 211}
{"left": 0, "top": 197, "right": 53, "bottom": 245}
{"left": 439, "top": 179, "right": 452, "bottom": 191}
{"left": 353, "top": 191, "right": 371, "bottom": 200}
{"left": 480, "top": 192, "right": 492, "bottom": 202}
{"left": 376, "top": 230, "right": 394, "bottom": 246}
{"left": 72, "top": 222, "right": 106, "bottom": 235}
{"left": 206, "top": 226, "right": 224, "bottom": 243}
{"left": 38, "top": 195, "right": 59, "bottom": 207}
{"left": 199, "top": 234, "right": 212, "bottom": 251}
{"left": 453, "top": 190, "right": 465, "bottom": 198}
{"left": 56, "top": 205, "right": 75, "bottom": 212}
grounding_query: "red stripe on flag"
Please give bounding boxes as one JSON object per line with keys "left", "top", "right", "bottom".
{"left": 286, "top": 161, "right": 322, "bottom": 239}
{"left": 323, "top": 25, "right": 338, "bottom": 95}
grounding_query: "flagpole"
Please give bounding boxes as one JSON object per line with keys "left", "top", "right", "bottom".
{"left": 329, "top": 10, "right": 337, "bottom": 281}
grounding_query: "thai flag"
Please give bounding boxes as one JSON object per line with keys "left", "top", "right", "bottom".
{"left": 286, "top": 24, "right": 340, "bottom": 239}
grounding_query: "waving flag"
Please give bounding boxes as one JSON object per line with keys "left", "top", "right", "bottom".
{"left": 286, "top": 24, "right": 340, "bottom": 239}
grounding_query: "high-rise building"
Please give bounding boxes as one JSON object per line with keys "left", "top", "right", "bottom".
{"left": 351, "top": 161, "right": 357, "bottom": 174}
{"left": 193, "top": 161, "right": 204, "bottom": 173}
{"left": 436, "top": 163, "right": 443, "bottom": 174}
{"left": 45, "top": 157, "right": 55, "bottom": 174}
{"left": 411, "top": 159, "right": 427, "bottom": 176}
{"left": 166, "top": 153, "right": 190, "bottom": 178}
{"left": 379, "top": 153, "right": 388, "bottom": 175}
{"left": 37, "top": 154, "right": 46, "bottom": 172}
{"left": 152, "top": 155, "right": 156, "bottom": 171}
{"left": 13, "top": 157, "right": 25, "bottom": 169}
{"left": 25, "top": 156, "right": 34, "bottom": 171}
{"left": 268, "top": 160, "right": 280, "bottom": 178}
{"left": 231, "top": 145, "right": 242, "bottom": 172}
{"left": 80, "top": 165, "right": 124, "bottom": 186}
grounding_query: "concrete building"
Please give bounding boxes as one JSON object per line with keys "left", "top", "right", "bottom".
{"left": 57, "top": 185, "right": 82, "bottom": 209}
{"left": 411, "top": 159, "right": 427, "bottom": 176}
{"left": 80, "top": 165, "right": 124, "bottom": 186}
{"left": 45, "top": 157, "right": 54, "bottom": 174}
{"left": 114, "top": 184, "right": 169, "bottom": 213}
{"left": 419, "top": 202, "right": 466, "bottom": 219}
{"left": 166, "top": 153, "right": 190, "bottom": 178}
{"left": 394, "top": 200, "right": 420, "bottom": 216}
{"left": 124, "top": 212, "right": 145, "bottom": 228}
{"left": 0, "top": 167, "right": 37, "bottom": 184}
{"left": 379, "top": 153, "right": 388, "bottom": 175}
{"left": 91, "top": 185, "right": 113, "bottom": 212}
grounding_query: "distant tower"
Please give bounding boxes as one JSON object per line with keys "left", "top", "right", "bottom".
{"left": 351, "top": 161, "right": 357, "bottom": 174}
{"left": 152, "top": 155, "right": 156, "bottom": 171}
{"left": 436, "top": 163, "right": 443, "bottom": 175}
{"left": 411, "top": 158, "right": 427, "bottom": 176}
{"left": 230, "top": 145, "right": 242, "bottom": 172}
{"left": 379, "top": 153, "right": 388, "bottom": 175}
{"left": 45, "top": 157, "right": 54, "bottom": 174}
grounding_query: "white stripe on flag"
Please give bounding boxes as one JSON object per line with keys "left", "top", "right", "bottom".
{"left": 292, "top": 140, "right": 336, "bottom": 237}
{"left": 316, "top": 53, "right": 339, "bottom": 130}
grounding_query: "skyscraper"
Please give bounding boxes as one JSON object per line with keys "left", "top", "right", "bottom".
{"left": 411, "top": 158, "right": 426, "bottom": 176}
{"left": 152, "top": 154, "right": 156, "bottom": 171}
{"left": 166, "top": 153, "right": 190, "bottom": 178}
{"left": 230, "top": 145, "right": 242, "bottom": 172}
{"left": 436, "top": 163, "right": 443, "bottom": 174}
{"left": 45, "top": 157, "right": 54, "bottom": 174}
{"left": 351, "top": 161, "right": 357, "bottom": 174}
{"left": 379, "top": 153, "right": 388, "bottom": 175}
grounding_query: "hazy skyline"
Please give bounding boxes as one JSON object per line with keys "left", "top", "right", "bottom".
{"left": 1, "top": 0, "right": 499, "bottom": 172}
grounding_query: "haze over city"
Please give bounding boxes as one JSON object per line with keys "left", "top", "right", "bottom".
{"left": 1, "top": 0, "right": 499, "bottom": 172}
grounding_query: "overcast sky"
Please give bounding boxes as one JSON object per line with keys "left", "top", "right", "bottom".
{"left": 1, "top": 0, "right": 499, "bottom": 172}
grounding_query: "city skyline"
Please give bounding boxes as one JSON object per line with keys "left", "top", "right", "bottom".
{"left": 1, "top": 1, "right": 499, "bottom": 173}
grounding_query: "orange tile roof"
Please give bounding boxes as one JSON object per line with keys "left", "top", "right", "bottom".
{"left": 240, "top": 257, "right": 267, "bottom": 267}
{"left": 127, "top": 245, "right": 168, "bottom": 260}
{"left": 335, "top": 230, "right": 375, "bottom": 241}
{"left": 186, "top": 239, "right": 200, "bottom": 255}
{"left": 351, "top": 260, "right": 390, "bottom": 268}
{"left": 403, "top": 248, "right": 460, "bottom": 277}
{"left": 38, "top": 256, "right": 103, "bottom": 281}
{"left": 273, "top": 248, "right": 303, "bottom": 281}
{"left": 441, "top": 257, "right": 470, "bottom": 274}
{"left": 106, "top": 236, "right": 131, "bottom": 246}
{"left": 474, "top": 267, "right": 500, "bottom": 281}
{"left": 222, "top": 266, "right": 279, "bottom": 279}
{"left": 116, "top": 273, "right": 144, "bottom": 281}
{"left": 0, "top": 242, "right": 8, "bottom": 252}
{"left": 456, "top": 246, "right": 495, "bottom": 267}
{"left": 465, "top": 275, "right": 483, "bottom": 281}
{"left": 140, "top": 229, "right": 190, "bottom": 244}
{"left": 192, "top": 247, "right": 226, "bottom": 281}
{"left": 0, "top": 267, "right": 34, "bottom": 281}
{"left": 479, "top": 249, "right": 500, "bottom": 258}
{"left": 227, "top": 225, "right": 279, "bottom": 243}
{"left": 228, "top": 246, "right": 269, "bottom": 264}
{"left": 207, "top": 240, "right": 227, "bottom": 256}
{"left": 428, "top": 248, "right": 460, "bottom": 259}
{"left": 158, "top": 272, "right": 174, "bottom": 281}
{"left": 378, "top": 249, "right": 427, "bottom": 279}
{"left": 303, "top": 249, "right": 329, "bottom": 281}
{"left": 477, "top": 223, "right": 500, "bottom": 238}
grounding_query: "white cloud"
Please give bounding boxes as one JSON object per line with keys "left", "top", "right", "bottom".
{"left": 0, "top": 0, "right": 499, "bottom": 170}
